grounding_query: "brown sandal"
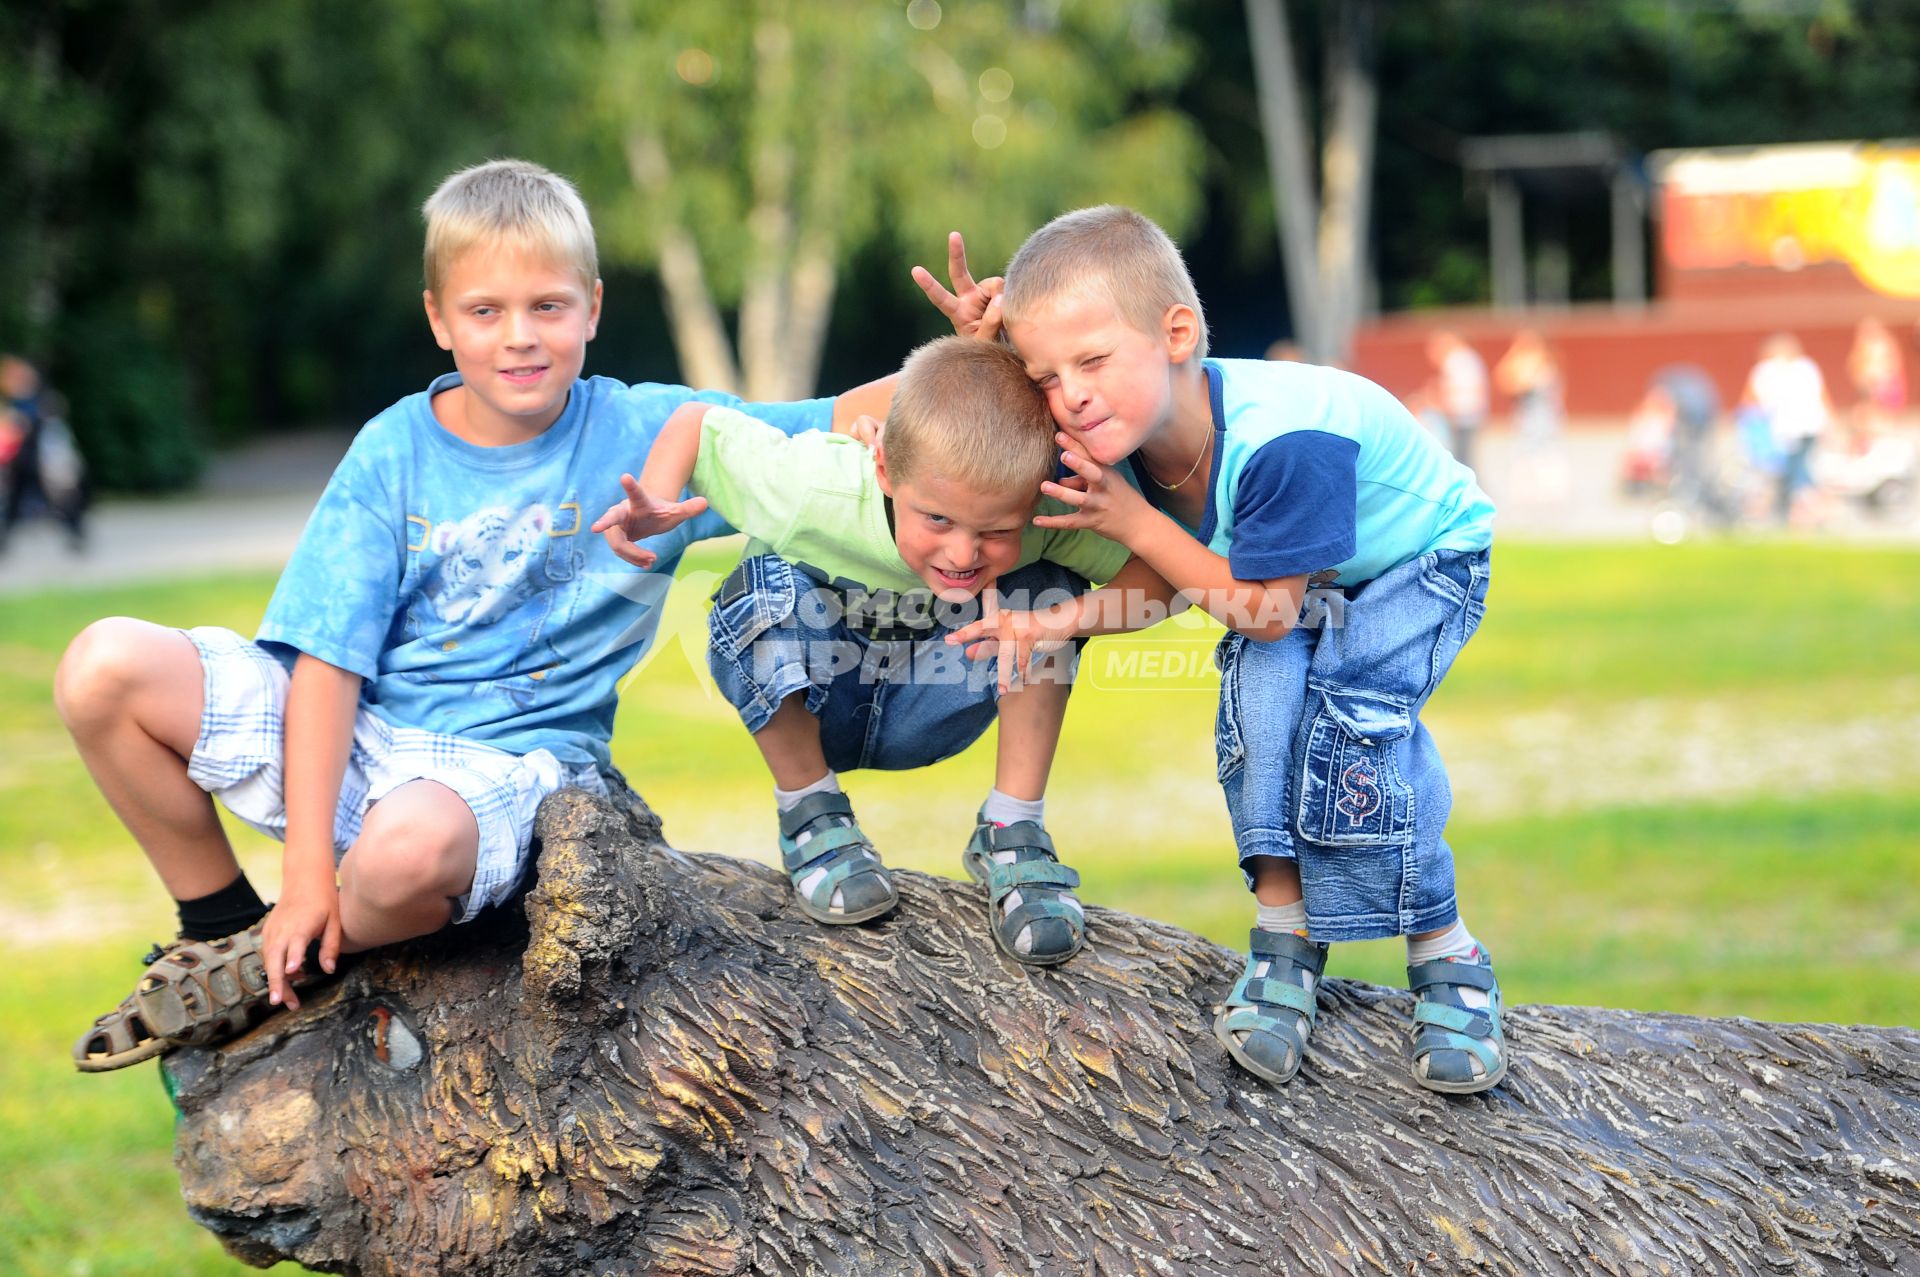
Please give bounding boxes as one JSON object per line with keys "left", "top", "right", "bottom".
{"left": 72, "top": 996, "right": 171, "bottom": 1073}
{"left": 132, "top": 924, "right": 276, "bottom": 1046}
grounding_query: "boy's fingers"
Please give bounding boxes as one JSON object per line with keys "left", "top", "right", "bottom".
{"left": 1029, "top": 512, "right": 1080, "bottom": 529}
{"left": 321, "top": 917, "right": 342, "bottom": 975}
{"left": 677, "top": 496, "right": 709, "bottom": 518}
{"left": 621, "top": 472, "right": 643, "bottom": 495}
{"left": 945, "top": 619, "right": 984, "bottom": 646}
{"left": 1055, "top": 440, "right": 1104, "bottom": 480}
{"left": 589, "top": 505, "right": 624, "bottom": 534}
{"left": 978, "top": 295, "right": 1004, "bottom": 343}
{"left": 264, "top": 936, "right": 285, "bottom": 1006}
{"left": 946, "top": 232, "right": 975, "bottom": 292}
{"left": 911, "top": 265, "right": 960, "bottom": 316}
{"left": 1039, "top": 481, "right": 1088, "bottom": 506}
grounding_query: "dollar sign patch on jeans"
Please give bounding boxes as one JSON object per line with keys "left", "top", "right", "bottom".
{"left": 1337, "top": 759, "right": 1383, "bottom": 827}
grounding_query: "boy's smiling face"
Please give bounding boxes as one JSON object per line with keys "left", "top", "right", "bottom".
{"left": 424, "top": 242, "right": 602, "bottom": 443}
{"left": 1007, "top": 292, "right": 1196, "bottom": 468}
{"left": 875, "top": 462, "right": 1035, "bottom": 603}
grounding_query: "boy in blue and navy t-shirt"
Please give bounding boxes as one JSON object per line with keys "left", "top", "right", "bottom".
{"left": 926, "top": 207, "right": 1504, "bottom": 1094}
{"left": 63, "top": 159, "right": 890, "bottom": 1071}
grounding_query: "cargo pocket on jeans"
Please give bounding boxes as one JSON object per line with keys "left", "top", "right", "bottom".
{"left": 708, "top": 555, "right": 798, "bottom": 662}
{"left": 1214, "top": 631, "right": 1247, "bottom": 782}
{"left": 1295, "top": 683, "right": 1417, "bottom": 847}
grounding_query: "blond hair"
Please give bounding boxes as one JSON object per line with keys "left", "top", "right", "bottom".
{"left": 422, "top": 159, "right": 598, "bottom": 295}
{"left": 885, "top": 337, "right": 1058, "bottom": 496}
{"left": 1002, "top": 205, "right": 1208, "bottom": 359}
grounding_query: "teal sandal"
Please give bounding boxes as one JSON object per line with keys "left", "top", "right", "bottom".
{"left": 1213, "top": 928, "right": 1329, "bottom": 1085}
{"left": 1408, "top": 952, "right": 1508, "bottom": 1094}
{"left": 778, "top": 791, "right": 899, "bottom": 925}
{"left": 961, "top": 817, "right": 1086, "bottom": 966}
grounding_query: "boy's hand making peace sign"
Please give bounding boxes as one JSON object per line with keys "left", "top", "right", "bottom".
{"left": 912, "top": 232, "right": 1006, "bottom": 343}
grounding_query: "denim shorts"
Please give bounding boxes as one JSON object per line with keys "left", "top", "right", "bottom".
{"left": 182, "top": 626, "right": 605, "bottom": 923}
{"left": 707, "top": 554, "right": 1087, "bottom": 772}
{"left": 1214, "top": 547, "right": 1490, "bottom": 942}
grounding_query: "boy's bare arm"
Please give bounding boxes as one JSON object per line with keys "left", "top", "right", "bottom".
{"left": 1034, "top": 440, "right": 1306, "bottom": 642}
{"left": 832, "top": 375, "right": 898, "bottom": 428}
{"left": 264, "top": 653, "right": 361, "bottom": 1010}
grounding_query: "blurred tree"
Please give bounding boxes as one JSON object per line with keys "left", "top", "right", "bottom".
{"left": 554, "top": 0, "right": 1205, "bottom": 400}
{"left": 1244, "top": 0, "right": 1375, "bottom": 365}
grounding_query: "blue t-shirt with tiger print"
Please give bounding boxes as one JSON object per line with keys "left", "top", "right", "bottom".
{"left": 256, "top": 372, "right": 830, "bottom": 770}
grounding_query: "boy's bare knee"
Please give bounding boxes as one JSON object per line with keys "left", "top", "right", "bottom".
{"left": 341, "top": 796, "right": 475, "bottom": 914}
{"left": 55, "top": 617, "right": 154, "bottom": 731}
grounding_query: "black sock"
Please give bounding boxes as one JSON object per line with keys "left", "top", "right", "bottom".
{"left": 175, "top": 873, "right": 270, "bottom": 942}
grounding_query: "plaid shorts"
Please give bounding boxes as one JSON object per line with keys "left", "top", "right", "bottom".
{"left": 182, "top": 626, "right": 604, "bottom": 923}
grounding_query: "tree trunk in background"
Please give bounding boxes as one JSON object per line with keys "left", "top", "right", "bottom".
{"left": 1245, "top": 0, "right": 1378, "bottom": 367}
{"left": 1245, "top": 0, "right": 1325, "bottom": 359}
{"left": 1316, "top": 0, "right": 1376, "bottom": 368}
{"left": 738, "top": 14, "right": 798, "bottom": 403}
{"left": 622, "top": 129, "right": 743, "bottom": 395}
{"left": 166, "top": 787, "right": 1920, "bottom": 1276}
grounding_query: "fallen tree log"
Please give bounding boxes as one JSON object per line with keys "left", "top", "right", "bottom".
{"left": 164, "top": 786, "right": 1920, "bottom": 1276}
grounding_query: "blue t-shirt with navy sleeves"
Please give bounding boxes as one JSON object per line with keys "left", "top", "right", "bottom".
{"left": 1131, "top": 359, "right": 1494, "bottom": 586}
{"left": 255, "top": 372, "right": 831, "bottom": 770}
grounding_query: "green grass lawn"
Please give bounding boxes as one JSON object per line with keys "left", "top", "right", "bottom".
{"left": 2, "top": 540, "right": 1916, "bottom": 1274}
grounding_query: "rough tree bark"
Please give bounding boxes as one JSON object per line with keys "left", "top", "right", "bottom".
{"left": 165, "top": 787, "right": 1920, "bottom": 1276}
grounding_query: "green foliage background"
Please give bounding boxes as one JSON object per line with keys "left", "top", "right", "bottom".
{"left": 6, "top": 2, "right": 1920, "bottom": 488}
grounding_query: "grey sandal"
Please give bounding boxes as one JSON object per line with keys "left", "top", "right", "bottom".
{"left": 962, "top": 817, "right": 1086, "bottom": 966}
{"left": 1213, "top": 928, "right": 1329, "bottom": 1085}
{"left": 778, "top": 791, "right": 899, "bottom": 925}
{"left": 1408, "top": 952, "right": 1508, "bottom": 1094}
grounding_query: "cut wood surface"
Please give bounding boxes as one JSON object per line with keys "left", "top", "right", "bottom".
{"left": 164, "top": 787, "right": 1920, "bottom": 1276}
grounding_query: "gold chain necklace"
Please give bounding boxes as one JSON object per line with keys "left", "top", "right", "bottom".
{"left": 1144, "top": 429, "right": 1211, "bottom": 491}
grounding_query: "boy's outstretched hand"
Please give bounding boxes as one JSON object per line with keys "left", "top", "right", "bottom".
{"left": 946, "top": 598, "right": 1078, "bottom": 695}
{"left": 591, "top": 473, "right": 710, "bottom": 569}
{"left": 912, "top": 231, "right": 1006, "bottom": 342}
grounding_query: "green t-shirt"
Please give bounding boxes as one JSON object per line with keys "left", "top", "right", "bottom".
{"left": 691, "top": 407, "right": 1130, "bottom": 601}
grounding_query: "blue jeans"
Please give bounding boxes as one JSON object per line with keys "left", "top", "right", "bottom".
{"left": 1215, "top": 547, "right": 1490, "bottom": 942}
{"left": 708, "top": 554, "right": 1086, "bottom": 773}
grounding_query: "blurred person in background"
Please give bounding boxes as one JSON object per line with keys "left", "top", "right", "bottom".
{"left": 0, "top": 353, "right": 88, "bottom": 554}
{"left": 1426, "top": 331, "right": 1488, "bottom": 474}
{"left": 1845, "top": 317, "right": 1905, "bottom": 440}
{"left": 1631, "top": 364, "right": 1738, "bottom": 539}
{"left": 1494, "top": 328, "right": 1568, "bottom": 505}
{"left": 1825, "top": 318, "right": 1917, "bottom": 517}
{"left": 1739, "top": 333, "right": 1832, "bottom": 528}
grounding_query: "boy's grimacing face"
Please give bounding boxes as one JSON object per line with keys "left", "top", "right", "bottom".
{"left": 1007, "top": 293, "right": 1192, "bottom": 467}
{"left": 875, "top": 462, "right": 1035, "bottom": 603}
{"left": 423, "top": 243, "right": 601, "bottom": 439}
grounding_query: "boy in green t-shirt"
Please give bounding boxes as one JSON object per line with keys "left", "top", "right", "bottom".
{"left": 593, "top": 337, "right": 1159, "bottom": 965}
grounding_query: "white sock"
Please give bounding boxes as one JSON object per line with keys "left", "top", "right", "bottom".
{"left": 1408, "top": 918, "right": 1489, "bottom": 1010}
{"left": 776, "top": 772, "right": 846, "bottom": 906}
{"left": 1250, "top": 900, "right": 1316, "bottom": 994}
{"left": 775, "top": 772, "right": 842, "bottom": 842}
{"left": 981, "top": 789, "right": 1045, "bottom": 827}
{"left": 1255, "top": 900, "right": 1308, "bottom": 936}
{"left": 980, "top": 792, "right": 1070, "bottom": 956}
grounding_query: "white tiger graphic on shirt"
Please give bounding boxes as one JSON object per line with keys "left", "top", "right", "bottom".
{"left": 425, "top": 504, "right": 553, "bottom": 627}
